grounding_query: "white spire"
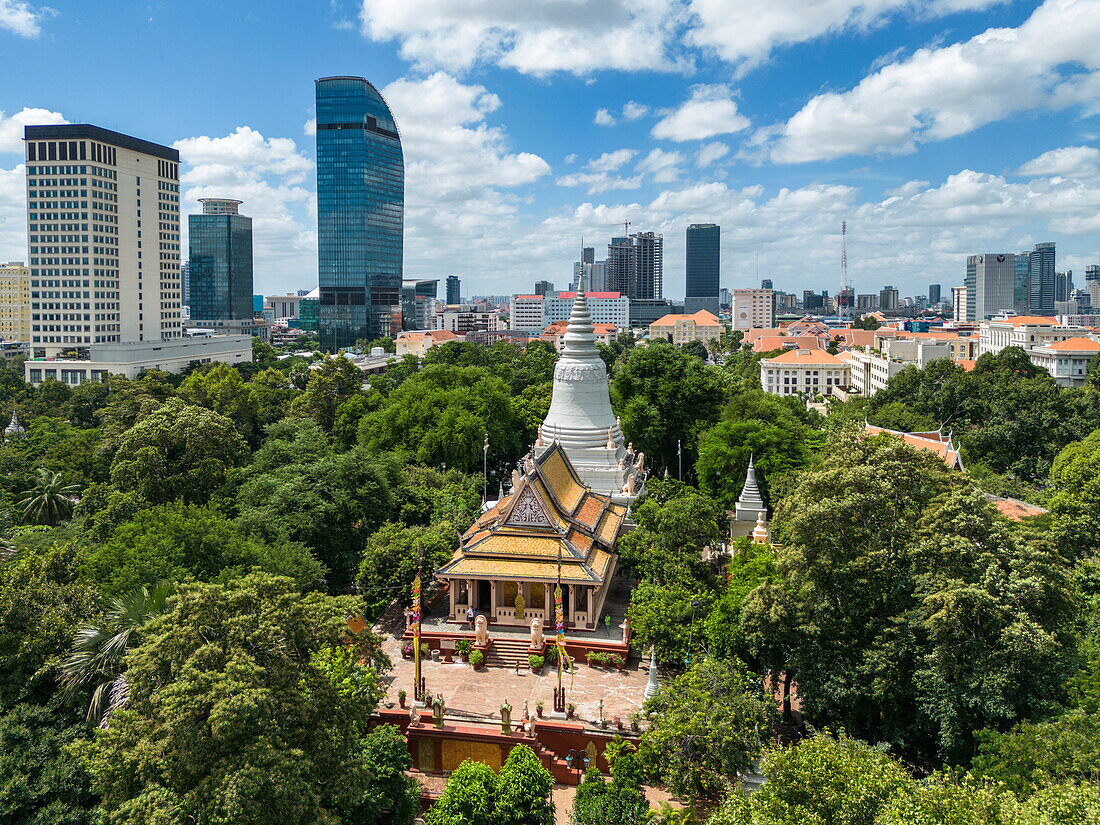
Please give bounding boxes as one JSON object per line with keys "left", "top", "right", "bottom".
{"left": 534, "top": 291, "right": 641, "bottom": 501}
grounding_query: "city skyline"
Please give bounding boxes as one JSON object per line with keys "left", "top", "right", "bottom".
{"left": 1, "top": 1, "right": 1100, "bottom": 299}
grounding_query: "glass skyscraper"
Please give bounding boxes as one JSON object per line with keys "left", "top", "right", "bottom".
{"left": 1029, "top": 241, "right": 1056, "bottom": 316}
{"left": 685, "top": 223, "right": 720, "bottom": 314}
{"left": 188, "top": 198, "right": 253, "bottom": 322}
{"left": 315, "top": 76, "right": 404, "bottom": 351}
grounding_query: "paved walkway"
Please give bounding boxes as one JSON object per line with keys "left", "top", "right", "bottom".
{"left": 380, "top": 631, "right": 652, "bottom": 728}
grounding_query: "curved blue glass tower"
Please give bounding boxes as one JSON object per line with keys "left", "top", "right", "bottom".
{"left": 315, "top": 76, "right": 404, "bottom": 351}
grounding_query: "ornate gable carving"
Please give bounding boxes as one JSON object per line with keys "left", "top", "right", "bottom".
{"left": 506, "top": 485, "right": 553, "bottom": 527}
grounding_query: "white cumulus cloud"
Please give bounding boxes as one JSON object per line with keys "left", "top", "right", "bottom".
{"left": 0, "top": 107, "right": 67, "bottom": 153}
{"left": 0, "top": 0, "right": 51, "bottom": 38}
{"left": 651, "top": 85, "right": 750, "bottom": 142}
{"left": 593, "top": 108, "right": 617, "bottom": 126}
{"left": 358, "top": 0, "right": 687, "bottom": 75}
{"left": 757, "top": 0, "right": 1100, "bottom": 163}
{"left": 696, "top": 141, "right": 729, "bottom": 167}
{"left": 1018, "top": 145, "right": 1100, "bottom": 179}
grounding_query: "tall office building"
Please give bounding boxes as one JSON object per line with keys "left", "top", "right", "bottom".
{"left": 0, "top": 262, "right": 31, "bottom": 342}
{"left": 446, "top": 275, "right": 461, "bottom": 304}
{"left": 1014, "top": 254, "right": 1031, "bottom": 313}
{"left": 534, "top": 280, "right": 554, "bottom": 296}
{"left": 965, "top": 253, "right": 1015, "bottom": 322}
{"left": 315, "top": 76, "right": 404, "bottom": 351}
{"left": 928, "top": 284, "right": 941, "bottom": 306}
{"left": 879, "top": 286, "right": 899, "bottom": 311}
{"left": 1055, "top": 270, "right": 1074, "bottom": 303}
{"left": 684, "top": 223, "right": 719, "bottom": 314}
{"left": 633, "top": 232, "right": 663, "bottom": 300}
{"left": 802, "top": 291, "right": 824, "bottom": 310}
{"left": 187, "top": 198, "right": 253, "bottom": 325}
{"left": 607, "top": 233, "right": 662, "bottom": 300}
{"left": 761, "top": 278, "right": 773, "bottom": 290}
{"left": 1086, "top": 265, "right": 1100, "bottom": 308}
{"left": 1028, "top": 242, "right": 1056, "bottom": 316}
{"left": 24, "top": 124, "right": 182, "bottom": 357}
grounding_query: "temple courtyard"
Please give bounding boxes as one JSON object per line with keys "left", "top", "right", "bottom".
{"left": 378, "top": 629, "right": 653, "bottom": 727}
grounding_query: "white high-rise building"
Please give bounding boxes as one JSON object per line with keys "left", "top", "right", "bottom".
{"left": 0, "top": 262, "right": 31, "bottom": 343}
{"left": 24, "top": 124, "right": 182, "bottom": 357}
{"left": 509, "top": 291, "right": 629, "bottom": 332}
{"left": 731, "top": 288, "right": 775, "bottom": 330}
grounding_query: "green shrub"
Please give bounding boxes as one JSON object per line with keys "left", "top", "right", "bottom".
{"left": 470, "top": 649, "right": 485, "bottom": 667}
{"left": 455, "top": 638, "right": 473, "bottom": 656}
{"left": 529, "top": 655, "right": 545, "bottom": 669}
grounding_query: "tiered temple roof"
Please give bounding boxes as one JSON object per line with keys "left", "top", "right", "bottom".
{"left": 438, "top": 443, "right": 627, "bottom": 586}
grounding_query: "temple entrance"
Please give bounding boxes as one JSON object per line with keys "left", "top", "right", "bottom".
{"left": 477, "top": 580, "right": 492, "bottom": 613}
{"left": 560, "top": 584, "right": 570, "bottom": 626}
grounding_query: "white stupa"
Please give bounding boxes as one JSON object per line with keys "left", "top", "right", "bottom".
{"left": 532, "top": 292, "right": 643, "bottom": 503}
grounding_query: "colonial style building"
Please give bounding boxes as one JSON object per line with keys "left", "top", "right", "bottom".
{"left": 759, "top": 348, "right": 850, "bottom": 397}
{"left": 437, "top": 443, "right": 627, "bottom": 630}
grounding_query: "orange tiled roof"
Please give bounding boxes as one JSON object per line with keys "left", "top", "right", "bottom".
{"left": 995, "top": 315, "right": 1059, "bottom": 326}
{"left": 651, "top": 309, "right": 721, "bottom": 327}
{"left": 1042, "top": 337, "right": 1100, "bottom": 352}
{"left": 955, "top": 359, "right": 977, "bottom": 371}
{"left": 764, "top": 348, "right": 847, "bottom": 365}
{"left": 864, "top": 425, "right": 962, "bottom": 469}
{"left": 988, "top": 496, "right": 1048, "bottom": 522}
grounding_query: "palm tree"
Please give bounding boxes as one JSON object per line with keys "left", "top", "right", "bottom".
{"left": 60, "top": 582, "right": 174, "bottom": 726}
{"left": 18, "top": 468, "right": 81, "bottom": 526}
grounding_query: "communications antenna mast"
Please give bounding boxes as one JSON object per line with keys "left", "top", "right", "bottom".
{"left": 840, "top": 220, "right": 850, "bottom": 319}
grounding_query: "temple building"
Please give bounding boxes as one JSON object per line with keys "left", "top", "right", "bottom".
{"left": 437, "top": 443, "right": 627, "bottom": 630}
{"left": 532, "top": 292, "right": 644, "bottom": 502}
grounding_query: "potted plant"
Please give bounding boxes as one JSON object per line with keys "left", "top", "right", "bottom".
{"left": 528, "top": 654, "right": 544, "bottom": 672}
{"left": 402, "top": 642, "right": 413, "bottom": 659}
{"left": 536, "top": 700, "right": 544, "bottom": 718}
{"left": 566, "top": 702, "right": 576, "bottom": 719}
{"left": 630, "top": 714, "right": 640, "bottom": 732}
{"left": 470, "top": 649, "right": 485, "bottom": 669}
{"left": 420, "top": 642, "right": 430, "bottom": 658}
{"left": 455, "top": 638, "right": 473, "bottom": 661}
{"left": 613, "top": 715, "right": 623, "bottom": 730}
{"left": 398, "top": 689, "right": 407, "bottom": 708}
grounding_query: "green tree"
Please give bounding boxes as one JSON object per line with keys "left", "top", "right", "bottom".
{"left": 357, "top": 521, "right": 458, "bottom": 619}
{"left": 76, "top": 573, "right": 392, "bottom": 825}
{"left": 179, "top": 362, "right": 257, "bottom": 439}
{"left": 494, "top": 744, "right": 555, "bottom": 825}
{"left": 109, "top": 398, "right": 248, "bottom": 505}
{"left": 971, "top": 711, "right": 1100, "bottom": 796}
{"left": 354, "top": 724, "right": 420, "bottom": 825}
{"left": 288, "top": 354, "right": 364, "bottom": 430}
{"left": 706, "top": 733, "right": 912, "bottom": 825}
{"left": 81, "top": 504, "right": 325, "bottom": 594}
{"left": 640, "top": 657, "right": 775, "bottom": 801}
{"left": 60, "top": 583, "right": 173, "bottom": 725}
{"left": 425, "top": 759, "right": 497, "bottom": 825}
{"left": 611, "top": 340, "right": 726, "bottom": 476}
{"left": 18, "top": 469, "right": 80, "bottom": 526}
{"left": 360, "top": 364, "right": 522, "bottom": 472}
{"left": 695, "top": 418, "right": 809, "bottom": 510}
{"left": 569, "top": 756, "right": 648, "bottom": 825}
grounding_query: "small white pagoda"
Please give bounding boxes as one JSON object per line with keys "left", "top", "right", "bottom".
{"left": 531, "top": 292, "right": 644, "bottom": 503}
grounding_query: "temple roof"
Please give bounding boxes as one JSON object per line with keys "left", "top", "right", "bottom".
{"left": 440, "top": 443, "right": 626, "bottom": 585}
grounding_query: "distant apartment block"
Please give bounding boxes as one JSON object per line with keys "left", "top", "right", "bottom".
{"left": 509, "top": 292, "right": 629, "bottom": 332}
{"left": 0, "top": 262, "right": 31, "bottom": 343}
{"left": 731, "top": 289, "right": 775, "bottom": 331}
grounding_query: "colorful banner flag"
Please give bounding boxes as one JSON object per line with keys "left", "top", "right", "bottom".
{"left": 411, "top": 574, "right": 422, "bottom": 632}
{"left": 554, "top": 585, "right": 572, "bottom": 673}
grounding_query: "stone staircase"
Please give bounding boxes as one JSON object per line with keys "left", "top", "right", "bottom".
{"left": 484, "top": 637, "right": 537, "bottom": 669}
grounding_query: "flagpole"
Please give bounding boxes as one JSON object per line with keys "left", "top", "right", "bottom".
{"left": 412, "top": 561, "right": 422, "bottom": 703}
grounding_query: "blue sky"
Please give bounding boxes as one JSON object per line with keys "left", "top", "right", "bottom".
{"left": 1, "top": 0, "right": 1099, "bottom": 299}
